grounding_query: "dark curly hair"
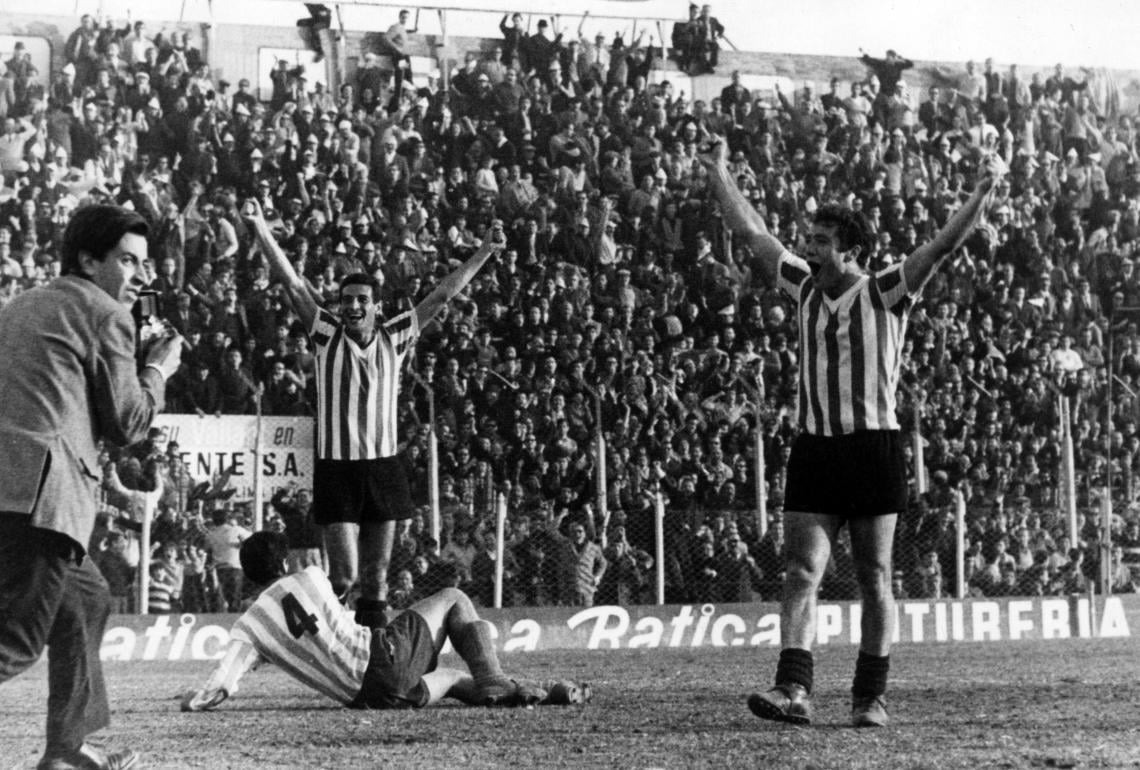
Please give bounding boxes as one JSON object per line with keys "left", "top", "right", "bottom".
{"left": 240, "top": 531, "right": 290, "bottom": 586}
{"left": 61, "top": 204, "right": 149, "bottom": 276}
{"left": 812, "top": 204, "right": 873, "bottom": 263}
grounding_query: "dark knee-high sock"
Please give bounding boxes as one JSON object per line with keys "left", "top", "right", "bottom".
{"left": 452, "top": 620, "right": 507, "bottom": 687}
{"left": 852, "top": 651, "right": 890, "bottom": 699}
{"left": 775, "top": 648, "right": 814, "bottom": 693}
{"left": 355, "top": 598, "right": 388, "bottom": 629}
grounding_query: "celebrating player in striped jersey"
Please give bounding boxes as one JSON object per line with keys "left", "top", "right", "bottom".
{"left": 181, "top": 532, "right": 589, "bottom": 712}
{"left": 244, "top": 200, "right": 502, "bottom": 629}
{"left": 698, "top": 138, "right": 1005, "bottom": 728}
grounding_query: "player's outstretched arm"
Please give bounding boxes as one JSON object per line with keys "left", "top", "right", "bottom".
{"left": 242, "top": 198, "right": 319, "bottom": 331}
{"left": 181, "top": 639, "right": 262, "bottom": 712}
{"left": 696, "top": 138, "right": 786, "bottom": 286}
{"left": 902, "top": 154, "right": 1004, "bottom": 293}
{"left": 414, "top": 235, "right": 503, "bottom": 329}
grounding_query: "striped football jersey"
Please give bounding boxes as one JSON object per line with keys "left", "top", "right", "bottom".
{"left": 230, "top": 566, "right": 371, "bottom": 704}
{"left": 309, "top": 307, "right": 419, "bottom": 460}
{"left": 776, "top": 250, "right": 917, "bottom": 436}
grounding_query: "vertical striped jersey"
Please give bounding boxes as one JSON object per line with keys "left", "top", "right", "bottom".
{"left": 776, "top": 251, "right": 917, "bottom": 436}
{"left": 309, "top": 307, "right": 419, "bottom": 460}
{"left": 229, "top": 566, "right": 372, "bottom": 705}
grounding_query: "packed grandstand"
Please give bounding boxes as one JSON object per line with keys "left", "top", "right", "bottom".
{"left": 1, "top": 4, "right": 1139, "bottom": 615}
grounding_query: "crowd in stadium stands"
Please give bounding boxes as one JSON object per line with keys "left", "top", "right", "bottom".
{"left": 5, "top": 9, "right": 1140, "bottom": 614}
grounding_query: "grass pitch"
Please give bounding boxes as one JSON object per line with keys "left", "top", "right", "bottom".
{"left": 4, "top": 638, "right": 1139, "bottom": 769}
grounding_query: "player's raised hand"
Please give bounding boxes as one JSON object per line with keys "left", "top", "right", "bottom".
{"left": 243, "top": 197, "right": 284, "bottom": 249}
{"left": 241, "top": 197, "right": 270, "bottom": 232}
{"left": 696, "top": 136, "right": 729, "bottom": 171}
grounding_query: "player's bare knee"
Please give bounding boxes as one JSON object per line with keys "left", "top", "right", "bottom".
{"left": 784, "top": 557, "right": 826, "bottom": 589}
{"left": 856, "top": 563, "right": 892, "bottom": 599}
{"left": 441, "top": 588, "right": 478, "bottom": 622}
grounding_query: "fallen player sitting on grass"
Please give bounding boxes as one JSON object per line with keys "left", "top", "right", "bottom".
{"left": 181, "top": 532, "right": 589, "bottom": 711}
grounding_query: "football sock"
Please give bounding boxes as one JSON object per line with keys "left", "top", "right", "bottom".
{"left": 355, "top": 598, "right": 389, "bottom": 629}
{"left": 852, "top": 651, "right": 890, "bottom": 699}
{"left": 775, "top": 647, "right": 814, "bottom": 694}
{"left": 453, "top": 619, "right": 508, "bottom": 687}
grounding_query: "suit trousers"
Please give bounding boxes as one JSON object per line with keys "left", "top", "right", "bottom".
{"left": 0, "top": 516, "right": 112, "bottom": 752}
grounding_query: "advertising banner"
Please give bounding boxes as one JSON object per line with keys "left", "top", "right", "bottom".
{"left": 150, "top": 415, "right": 315, "bottom": 501}
{"left": 101, "top": 595, "right": 1137, "bottom": 662}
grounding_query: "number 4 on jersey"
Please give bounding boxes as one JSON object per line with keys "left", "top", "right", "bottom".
{"left": 281, "top": 592, "right": 319, "bottom": 638}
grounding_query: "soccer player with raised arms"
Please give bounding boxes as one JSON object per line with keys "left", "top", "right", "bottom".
{"left": 697, "top": 138, "right": 1005, "bottom": 727}
{"left": 243, "top": 199, "right": 501, "bottom": 630}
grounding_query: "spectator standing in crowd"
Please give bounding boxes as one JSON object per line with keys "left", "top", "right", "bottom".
{"left": 671, "top": 4, "right": 701, "bottom": 75}
{"left": 525, "top": 19, "right": 562, "bottom": 77}
{"left": 147, "top": 544, "right": 182, "bottom": 614}
{"left": 92, "top": 531, "right": 136, "bottom": 614}
{"left": 270, "top": 484, "right": 324, "bottom": 571}
{"left": 244, "top": 201, "right": 502, "bottom": 628}
{"left": 720, "top": 71, "right": 752, "bottom": 119}
{"left": 206, "top": 507, "right": 252, "bottom": 612}
{"left": 858, "top": 48, "right": 914, "bottom": 100}
{"left": 551, "top": 515, "right": 608, "bottom": 607}
{"left": 692, "top": 4, "right": 726, "bottom": 75}
{"left": 0, "top": 205, "right": 182, "bottom": 770}
{"left": 499, "top": 13, "right": 526, "bottom": 68}
{"left": 181, "top": 542, "right": 216, "bottom": 614}
{"left": 699, "top": 139, "right": 1006, "bottom": 728}
{"left": 379, "top": 9, "right": 417, "bottom": 79}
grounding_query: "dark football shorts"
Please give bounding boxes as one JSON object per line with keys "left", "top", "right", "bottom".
{"left": 312, "top": 456, "right": 414, "bottom": 526}
{"left": 349, "top": 610, "right": 439, "bottom": 710}
{"left": 783, "top": 430, "right": 908, "bottom": 518}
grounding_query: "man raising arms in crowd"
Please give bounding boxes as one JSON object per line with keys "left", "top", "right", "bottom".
{"left": 244, "top": 200, "right": 501, "bottom": 630}
{"left": 697, "top": 139, "right": 1004, "bottom": 728}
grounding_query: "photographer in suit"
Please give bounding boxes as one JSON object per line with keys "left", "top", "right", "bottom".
{"left": 0, "top": 204, "right": 182, "bottom": 770}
